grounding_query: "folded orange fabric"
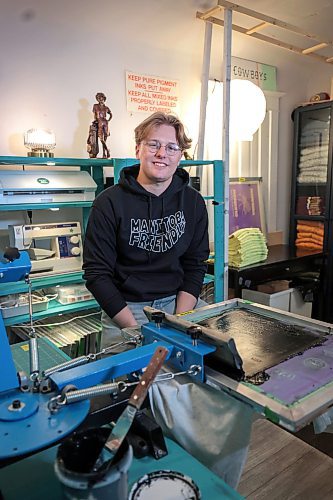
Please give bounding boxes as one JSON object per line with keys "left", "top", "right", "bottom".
{"left": 297, "top": 220, "right": 324, "bottom": 229}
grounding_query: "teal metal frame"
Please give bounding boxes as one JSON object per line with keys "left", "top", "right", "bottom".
{"left": 0, "top": 156, "right": 225, "bottom": 322}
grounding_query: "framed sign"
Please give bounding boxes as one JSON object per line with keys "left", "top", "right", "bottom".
{"left": 126, "top": 71, "right": 180, "bottom": 114}
{"left": 229, "top": 180, "right": 266, "bottom": 235}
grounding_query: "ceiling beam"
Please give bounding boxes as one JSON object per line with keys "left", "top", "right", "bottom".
{"left": 216, "top": 0, "right": 333, "bottom": 45}
{"left": 196, "top": 12, "right": 333, "bottom": 64}
{"left": 199, "top": 5, "right": 222, "bottom": 20}
{"left": 246, "top": 22, "right": 271, "bottom": 35}
{"left": 302, "top": 43, "right": 328, "bottom": 55}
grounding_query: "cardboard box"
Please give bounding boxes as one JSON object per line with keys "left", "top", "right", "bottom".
{"left": 257, "top": 280, "right": 290, "bottom": 294}
{"left": 267, "top": 231, "right": 283, "bottom": 246}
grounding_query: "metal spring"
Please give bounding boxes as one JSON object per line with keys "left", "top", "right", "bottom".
{"left": 29, "top": 336, "right": 39, "bottom": 375}
{"left": 63, "top": 382, "right": 121, "bottom": 405}
{"left": 43, "top": 356, "right": 90, "bottom": 378}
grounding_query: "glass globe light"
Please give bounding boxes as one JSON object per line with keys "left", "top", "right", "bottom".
{"left": 230, "top": 80, "right": 267, "bottom": 141}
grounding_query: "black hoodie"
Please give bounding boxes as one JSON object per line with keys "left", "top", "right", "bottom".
{"left": 83, "top": 165, "right": 209, "bottom": 319}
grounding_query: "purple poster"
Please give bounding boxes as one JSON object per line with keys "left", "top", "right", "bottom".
{"left": 229, "top": 182, "right": 264, "bottom": 234}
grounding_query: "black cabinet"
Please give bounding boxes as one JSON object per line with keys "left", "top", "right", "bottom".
{"left": 289, "top": 101, "right": 333, "bottom": 321}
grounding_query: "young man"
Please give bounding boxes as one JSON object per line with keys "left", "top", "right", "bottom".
{"left": 83, "top": 112, "right": 209, "bottom": 350}
{"left": 83, "top": 112, "right": 253, "bottom": 488}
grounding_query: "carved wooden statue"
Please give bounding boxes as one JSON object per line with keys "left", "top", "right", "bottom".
{"left": 87, "top": 92, "right": 112, "bottom": 158}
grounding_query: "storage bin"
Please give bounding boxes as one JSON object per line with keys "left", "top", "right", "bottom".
{"left": 242, "top": 287, "right": 312, "bottom": 317}
{"left": 242, "top": 288, "right": 292, "bottom": 311}
{"left": 53, "top": 284, "right": 94, "bottom": 304}
{"left": 0, "top": 293, "right": 49, "bottom": 319}
{"left": 289, "top": 289, "right": 312, "bottom": 317}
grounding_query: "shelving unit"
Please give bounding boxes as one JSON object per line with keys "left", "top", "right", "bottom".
{"left": 0, "top": 156, "right": 107, "bottom": 329}
{"left": 0, "top": 156, "right": 225, "bottom": 331}
{"left": 289, "top": 101, "right": 333, "bottom": 321}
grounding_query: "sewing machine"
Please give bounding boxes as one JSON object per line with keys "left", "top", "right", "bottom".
{"left": 9, "top": 222, "right": 83, "bottom": 276}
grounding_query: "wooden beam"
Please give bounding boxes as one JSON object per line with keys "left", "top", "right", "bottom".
{"left": 302, "top": 42, "right": 328, "bottom": 54}
{"left": 246, "top": 21, "right": 270, "bottom": 35}
{"left": 199, "top": 5, "right": 222, "bottom": 21}
{"left": 196, "top": 13, "right": 333, "bottom": 64}
{"left": 217, "top": 0, "right": 333, "bottom": 45}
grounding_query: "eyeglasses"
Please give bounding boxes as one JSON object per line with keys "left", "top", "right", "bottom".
{"left": 143, "top": 140, "right": 182, "bottom": 156}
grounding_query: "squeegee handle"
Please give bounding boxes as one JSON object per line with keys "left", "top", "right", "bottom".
{"left": 128, "top": 346, "right": 168, "bottom": 409}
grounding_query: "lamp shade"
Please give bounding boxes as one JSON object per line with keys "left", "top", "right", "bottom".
{"left": 230, "top": 79, "right": 267, "bottom": 141}
{"left": 24, "top": 128, "right": 56, "bottom": 157}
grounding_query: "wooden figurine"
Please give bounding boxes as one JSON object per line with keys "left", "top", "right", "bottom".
{"left": 87, "top": 92, "right": 112, "bottom": 158}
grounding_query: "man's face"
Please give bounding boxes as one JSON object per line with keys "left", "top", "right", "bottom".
{"left": 135, "top": 124, "right": 182, "bottom": 185}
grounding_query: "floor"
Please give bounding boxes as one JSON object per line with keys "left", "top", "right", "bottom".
{"left": 238, "top": 419, "right": 333, "bottom": 499}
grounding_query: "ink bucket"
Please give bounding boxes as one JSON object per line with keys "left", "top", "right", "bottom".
{"left": 54, "top": 428, "right": 133, "bottom": 500}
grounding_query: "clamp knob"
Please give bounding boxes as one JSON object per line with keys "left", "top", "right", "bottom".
{"left": 187, "top": 326, "right": 202, "bottom": 347}
{"left": 3, "top": 246, "right": 20, "bottom": 262}
{"left": 151, "top": 311, "right": 165, "bottom": 328}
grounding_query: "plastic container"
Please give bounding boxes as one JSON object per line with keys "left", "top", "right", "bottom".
{"left": 289, "top": 289, "right": 312, "bottom": 317}
{"left": 53, "top": 284, "right": 94, "bottom": 304}
{"left": 54, "top": 428, "right": 132, "bottom": 500}
{"left": 242, "top": 288, "right": 293, "bottom": 311}
{"left": 0, "top": 293, "right": 49, "bottom": 318}
{"left": 242, "top": 288, "right": 312, "bottom": 317}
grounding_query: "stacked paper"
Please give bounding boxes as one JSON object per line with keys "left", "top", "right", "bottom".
{"left": 229, "top": 228, "right": 268, "bottom": 268}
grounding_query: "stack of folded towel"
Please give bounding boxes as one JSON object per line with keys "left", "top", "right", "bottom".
{"left": 229, "top": 227, "right": 268, "bottom": 268}
{"left": 297, "top": 119, "right": 329, "bottom": 184}
{"left": 295, "top": 220, "right": 324, "bottom": 251}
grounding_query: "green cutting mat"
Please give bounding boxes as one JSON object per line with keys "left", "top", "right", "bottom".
{"left": 10, "top": 337, "right": 70, "bottom": 373}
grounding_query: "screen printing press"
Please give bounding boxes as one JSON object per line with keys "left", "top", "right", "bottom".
{"left": 2, "top": 249, "right": 333, "bottom": 498}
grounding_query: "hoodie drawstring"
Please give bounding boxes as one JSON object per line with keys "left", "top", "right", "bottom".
{"left": 148, "top": 195, "right": 152, "bottom": 264}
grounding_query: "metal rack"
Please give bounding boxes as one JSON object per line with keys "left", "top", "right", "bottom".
{"left": 0, "top": 156, "right": 226, "bottom": 326}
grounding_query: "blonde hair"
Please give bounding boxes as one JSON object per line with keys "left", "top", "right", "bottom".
{"left": 134, "top": 112, "right": 192, "bottom": 150}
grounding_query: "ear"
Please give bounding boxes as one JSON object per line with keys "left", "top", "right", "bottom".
{"left": 135, "top": 144, "right": 140, "bottom": 159}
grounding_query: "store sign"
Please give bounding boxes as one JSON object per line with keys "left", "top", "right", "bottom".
{"left": 126, "top": 71, "right": 180, "bottom": 114}
{"left": 231, "top": 57, "right": 277, "bottom": 91}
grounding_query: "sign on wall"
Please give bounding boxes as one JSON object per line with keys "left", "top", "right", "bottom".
{"left": 229, "top": 180, "right": 266, "bottom": 235}
{"left": 231, "top": 57, "right": 277, "bottom": 91}
{"left": 126, "top": 71, "right": 180, "bottom": 114}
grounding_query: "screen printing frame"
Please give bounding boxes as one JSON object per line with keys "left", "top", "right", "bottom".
{"left": 181, "top": 299, "right": 333, "bottom": 432}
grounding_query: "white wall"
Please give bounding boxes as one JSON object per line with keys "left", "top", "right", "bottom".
{"left": 1, "top": 0, "right": 333, "bottom": 241}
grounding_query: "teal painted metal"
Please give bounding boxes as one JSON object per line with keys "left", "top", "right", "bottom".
{"left": 0, "top": 271, "right": 84, "bottom": 297}
{"left": 1, "top": 202, "right": 92, "bottom": 211}
{"left": 114, "top": 158, "right": 137, "bottom": 182}
{"left": 3, "top": 299, "right": 100, "bottom": 327}
{"left": 0, "top": 156, "right": 225, "bottom": 317}
{"left": 213, "top": 160, "right": 225, "bottom": 302}
{"left": 0, "top": 156, "right": 112, "bottom": 167}
{"left": 0, "top": 437, "right": 242, "bottom": 499}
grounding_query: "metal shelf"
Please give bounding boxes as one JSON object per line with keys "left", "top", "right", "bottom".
{"left": 3, "top": 299, "right": 100, "bottom": 327}
{"left": 0, "top": 272, "right": 85, "bottom": 296}
{"left": 0, "top": 156, "right": 112, "bottom": 167}
{"left": 1, "top": 202, "right": 93, "bottom": 211}
{"left": 0, "top": 156, "right": 225, "bottom": 323}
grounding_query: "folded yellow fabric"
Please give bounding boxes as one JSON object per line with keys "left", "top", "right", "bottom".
{"left": 229, "top": 228, "right": 268, "bottom": 268}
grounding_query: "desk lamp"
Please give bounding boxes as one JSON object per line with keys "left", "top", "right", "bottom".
{"left": 24, "top": 128, "right": 56, "bottom": 157}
